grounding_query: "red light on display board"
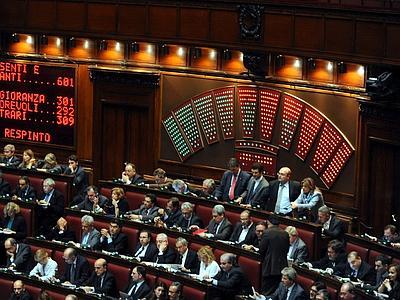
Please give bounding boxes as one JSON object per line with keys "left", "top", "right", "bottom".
{"left": 0, "top": 59, "right": 76, "bottom": 147}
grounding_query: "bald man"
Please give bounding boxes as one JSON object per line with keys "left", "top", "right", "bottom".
{"left": 9, "top": 280, "right": 32, "bottom": 300}
{"left": 265, "top": 167, "right": 301, "bottom": 216}
{"left": 83, "top": 258, "right": 118, "bottom": 298}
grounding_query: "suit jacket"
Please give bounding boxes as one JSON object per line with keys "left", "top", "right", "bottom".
{"left": 45, "top": 227, "right": 76, "bottom": 242}
{"left": 0, "top": 178, "right": 11, "bottom": 196}
{"left": 2, "top": 214, "right": 27, "bottom": 241}
{"left": 128, "top": 174, "right": 144, "bottom": 185}
{"left": 215, "top": 170, "right": 251, "bottom": 202}
{"left": 154, "top": 246, "right": 177, "bottom": 264}
{"left": 81, "top": 228, "right": 101, "bottom": 249}
{"left": 132, "top": 242, "right": 158, "bottom": 262}
{"left": 6, "top": 243, "right": 33, "bottom": 273}
{"left": 266, "top": 180, "right": 301, "bottom": 211}
{"left": 267, "top": 282, "right": 307, "bottom": 300}
{"left": 213, "top": 266, "right": 252, "bottom": 297}
{"left": 85, "top": 270, "right": 118, "bottom": 298}
{"left": 76, "top": 195, "right": 109, "bottom": 211}
{"left": 241, "top": 177, "right": 269, "bottom": 208}
{"left": 259, "top": 226, "right": 290, "bottom": 277}
{"left": 311, "top": 252, "right": 347, "bottom": 270}
{"left": 129, "top": 205, "right": 160, "bottom": 222}
{"left": 8, "top": 291, "right": 33, "bottom": 300}
{"left": 334, "top": 261, "right": 376, "bottom": 284}
{"left": 320, "top": 214, "right": 346, "bottom": 241}
{"left": 37, "top": 189, "right": 64, "bottom": 219}
{"left": 13, "top": 185, "right": 37, "bottom": 201}
{"left": 105, "top": 198, "right": 130, "bottom": 217}
{"left": 98, "top": 232, "right": 129, "bottom": 254}
{"left": 289, "top": 237, "right": 308, "bottom": 263}
{"left": 1, "top": 156, "right": 21, "bottom": 168}
{"left": 229, "top": 222, "right": 256, "bottom": 245}
{"left": 60, "top": 254, "right": 90, "bottom": 286}
{"left": 175, "top": 249, "right": 200, "bottom": 273}
{"left": 176, "top": 213, "right": 204, "bottom": 230}
{"left": 64, "top": 165, "right": 89, "bottom": 196}
{"left": 207, "top": 218, "right": 233, "bottom": 240}
{"left": 162, "top": 209, "right": 182, "bottom": 228}
{"left": 123, "top": 280, "right": 152, "bottom": 299}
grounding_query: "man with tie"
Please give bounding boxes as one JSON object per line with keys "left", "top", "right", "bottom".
{"left": 214, "top": 158, "right": 251, "bottom": 202}
{"left": 12, "top": 176, "right": 37, "bottom": 201}
{"left": 317, "top": 205, "right": 346, "bottom": 241}
{"left": 174, "top": 237, "right": 200, "bottom": 273}
{"left": 36, "top": 178, "right": 65, "bottom": 235}
{"left": 122, "top": 266, "right": 152, "bottom": 299}
{"left": 154, "top": 197, "right": 182, "bottom": 228}
{"left": 266, "top": 267, "right": 307, "bottom": 300}
{"left": 333, "top": 251, "right": 376, "bottom": 284}
{"left": 198, "top": 204, "right": 233, "bottom": 240}
{"left": 0, "top": 144, "right": 21, "bottom": 167}
{"left": 285, "top": 226, "right": 308, "bottom": 264}
{"left": 74, "top": 215, "right": 100, "bottom": 249}
{"left": 235, "top": 162, "right": 269, "bottom": 209}
{"left": 206, "top": 252, "right": 252, "bottom": 300}
{"left": 29, "top": 248, "right": 58, "bottom": 282}
{"left": 154, "top": 233, "right": 177, "bottom": 264}
{"left": 60, "top": 247, "right": 90, "bottom": 286}
{"left": 175, "top": 202, "right": 203, "bottom": 231}
{"left": 132, "top": 230, "right": 158, "bottom": 262}
{"left": 83, "top": 258, "right": 118, "bottom": 298}
{"left": 98, "top": 220, "right": 129, "bottom": 254}
{"left": 242, "top": 221, "right": 267, "bottom": 252}
{"left": 265, "top": 167, "right": 301, "bottom": 216}
{"left": 229, "top": 210, "right": 256, "bottom": 246}
{"left": 126, "top": 193, "right": 160, "bottom": 222}
{"left": 4, "top": 238, "right": 33, "bottom": 273}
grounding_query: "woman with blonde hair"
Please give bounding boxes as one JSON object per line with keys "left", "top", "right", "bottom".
{"left": 196, "top": 245, "right": 220, "bottom": 280}
{"left": 18, "top": 149, "right": 36, "bottom": 169}
{"left": 291, "top": 177, "right": 324, "bottom": 221}
{"left": 2, "top": 202, "right": 27, "bottom": 240}
{"left": 106, "top": 187, "right": 129, "bottom": 217}
{"left": 37, "top": 153, "right": 62, "bottom": 174}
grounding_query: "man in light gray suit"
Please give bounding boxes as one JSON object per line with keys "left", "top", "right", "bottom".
{"left": 285, "top": 226, "right": 308, "bottom": 264}
{"left": 235, "top": 162, "right": 269, "bottom": 209}
{"left": 78, "top": 215, "right": 100, "bottom": 249}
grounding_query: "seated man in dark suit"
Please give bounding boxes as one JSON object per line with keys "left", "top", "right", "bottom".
{"left": 306, "top": 239, "right": 347, "bottom": 270}
{"left": 73, "top": 185, "right": 109, "bottom": 213}
{"left": 175, "top": 202, "right": 204, "bottom": 231}
{"left": 69, "top": 215, "right": 100, "bottom": 249}
{"left": 214, "top": 157, "right": 251, "bottom": 202}
{"left": 83, "top": 258, "right": 118, "bottom": 298}
{"left": 0, "top": 144, "right": 21, "bottom": 168}
{"left": 45, "top": 217, "right": 76, "bottom": 243}
{"left": 334, "top": 251, "right": 376, "bottom": 284}
{"left": 60, "top": 247, "right": 90, "bottom": 286}
{"left": 242, "top": 221, "right": 267, "bottom": 252}
{"left": 154, "top": 233, "right": 177, "bottom": 264}
{"left": 206, "top": 252, "right": 252, "bottom": 300}
{"left": 4, "top": 238, "right": 33, "bottom": 273}
{"left": 229, "top": 210, "right": 256, "bottom": 246}
{"left": 174, "top": 237, "right": 200, "bottom": 273}
{"left": 64, "top": 155, "right": 89, "bottom": 206}
{"left": 317, "top": 205, "right": 346, "bottom": 241}
{"left": 194, "top": 178, "right": 217, "bottom": 200}
{"left": 171, "top": 179, "right": 197, "bottom": 196}
{"left": 98, "top": 220, "right": 129, "bottom": 254}
{"left": 145, "top": 168, "right": 173, "bottom": 190}
{"left": 154, "top": 197, "right": 182, "bottom": 228}
{"left": 121, "top": 162, "right": 144, "bottom": 185}
{"left": 122, "top": 266, "right": 152, "bottom": 299}
{"left": 197, "top": 204, "right": 233, "bottom": 240}
{"left": 132, "top": 230, "right": 158, "bottom": 262}
{"left": 12, "top": 176, "right": 37, "bottom": 201}
{"left": 285, "top": 226, "right": 308, "bottom": 264}
{"left": 9, "top": 280, "right": 33, "bottom": 300}
{"left": 235, "top": 162, "right": 269, "bottom": 209}
{"left": 0, "top": 170, "right": 11, "bottom": 196}
{"left": 126, "top": 193, "right": 159, "bottom": 223}
{"left": 266, "top": 267, "right": 307, "bottom": 300}
{"left": 36, "top": 178, "right": 64, "bottom": 235}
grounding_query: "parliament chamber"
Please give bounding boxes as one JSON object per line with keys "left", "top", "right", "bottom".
{"left": 0, "top": 0, "right": 399, "bottom": 299}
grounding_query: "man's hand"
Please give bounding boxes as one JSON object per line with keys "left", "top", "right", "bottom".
{"left": 234, "top": 197, "right": 243, "bottom": 204}
{"left": 57, "top": 217, "right": 67, "bottom": 230}
{"left": 100, "top": 228, "right": 110, "bottom": 238}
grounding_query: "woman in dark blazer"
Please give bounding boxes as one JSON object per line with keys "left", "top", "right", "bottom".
{"left": 106, "top": 187, "right": 129, "bottom": 218}
{"left": 2, "top": 202, "right": 27, "bottom": 241}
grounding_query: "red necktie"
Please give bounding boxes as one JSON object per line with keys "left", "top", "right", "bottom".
{"left": 229, "top": 175, "right": 237, "bottom": 200}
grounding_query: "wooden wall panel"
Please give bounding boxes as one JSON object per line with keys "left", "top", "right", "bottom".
{"left": 87, "top": 3, "right": 117, "bottom": 33}
{"left": 210, "top": 10, "right": 238, "bottom": 43}
{"left": 355, "top": 21, "right": 385, "bottom": 57}
{"left": 386, "top": 24, "right": 400, "bottom": 59}
{"left": 0, "top": 0, "right": 26, "bottom": 28}
{"left": 294, "top": 16, "right": 324, "bottom": 50}
{"left": 180, "top": 8, "right": 209, "bottom": 40}
{"left": 149, "top": 6, "right": 177, "bottom": 38}
{"left": 264, "top": 13, "right": 293, "bottom": 48}
{"left": 325, "top": 18, "right": 354, "bottom": 54}
{"left": 56, "top": 2, "right": 86, "bottom": 32}
{"left": 27, "top": 0, "right": 56, "bottom": 29}
{"left": 118, "top": 5, "right": 147, "bottom": 36}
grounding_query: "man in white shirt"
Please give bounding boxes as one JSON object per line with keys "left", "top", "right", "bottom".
{"left": 174, "top": 237, "right": 199, "bottom": 273}
{"left": 29, "top": 248, "right": 58, "bottom": 282}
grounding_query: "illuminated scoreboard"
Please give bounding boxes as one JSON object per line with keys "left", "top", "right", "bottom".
{"left": 0, "top": 60, "right": 76, "bottom": 147}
